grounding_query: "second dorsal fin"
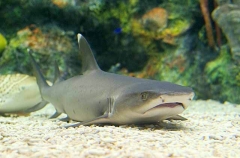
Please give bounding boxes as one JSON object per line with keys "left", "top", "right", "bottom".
{"left": 77, "top": 34, "right": 100, "bottom": 74}
{"left": 53, "top": 60, "right": 62, "bottom": 84}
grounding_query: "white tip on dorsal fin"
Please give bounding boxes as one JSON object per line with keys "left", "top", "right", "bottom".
{"left": 77, "top": 33, "right": 100, "bottom": 74}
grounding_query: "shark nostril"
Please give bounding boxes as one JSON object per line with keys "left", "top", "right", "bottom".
{"left": 159, "top": 96, "right": 165, "bottom": 102}
{"left": 189, "top": 92, "right": 195, "bottom": 100}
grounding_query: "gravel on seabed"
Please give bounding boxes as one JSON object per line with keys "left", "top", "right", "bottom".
{"left": 0, "top": 100, "right": 239, "bottom": 158}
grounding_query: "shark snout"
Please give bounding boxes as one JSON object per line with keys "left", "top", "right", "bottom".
{"left": 160, "top": 92, "right": 195, "bottom": 109}
{"left": 135, "top": 91, "right": 194, "bottom": 115}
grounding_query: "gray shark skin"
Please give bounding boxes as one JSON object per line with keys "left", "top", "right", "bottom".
{"left": 29, "top": 33, "right": 194, "bottom": 127}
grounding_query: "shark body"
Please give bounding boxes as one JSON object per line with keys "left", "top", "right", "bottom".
{"left": 30, "top": 34, "right": 194, "bottom": 127}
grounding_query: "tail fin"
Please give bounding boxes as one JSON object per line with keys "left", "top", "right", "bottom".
{"left": 28, "top": 50, "right": 49, "bottom": 98}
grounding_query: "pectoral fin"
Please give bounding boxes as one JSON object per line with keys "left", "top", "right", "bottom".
{"left": 166, "top": 115, "right": 187, "bottom": 121}
{"left": 64, "top": 113, "right": 109, "bottom": 128}
{"left": 49, "top": 111, "right": 62, "bottom": 119}
{"left": 59, "top": 116, "right": 71, "bottom": 122}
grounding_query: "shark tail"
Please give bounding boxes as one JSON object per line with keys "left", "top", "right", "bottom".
{"left": 28, "top": 50, "right": 49, "bottom": 100}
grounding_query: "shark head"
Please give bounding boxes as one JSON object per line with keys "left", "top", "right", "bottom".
{"left": 112, "top": 81, "right": 194, "bottom": 124}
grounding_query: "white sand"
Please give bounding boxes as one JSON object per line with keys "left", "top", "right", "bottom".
{"left": 0, "top": 100, "right": 239, "bottom": 158}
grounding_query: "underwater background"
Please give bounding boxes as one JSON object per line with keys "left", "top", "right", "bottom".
{"left": 0, "top": 0, "right": 239, "bottom": 104}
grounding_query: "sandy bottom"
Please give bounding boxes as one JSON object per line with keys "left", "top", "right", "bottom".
{"left": 0, "top": 100, "right": 239, "bottom": 158}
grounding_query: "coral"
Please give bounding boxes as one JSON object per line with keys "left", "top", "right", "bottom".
{"left": 200, "top": 0, "right": 215, "bottom": 48}
{"left": 213, "top": 1, "right": 222, "bottom": 47}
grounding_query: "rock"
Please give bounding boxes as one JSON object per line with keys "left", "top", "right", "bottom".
{"left": 212, "top": 4, "right": 240, "bottom": 63}
{"left": 16, "top": 25, "right": 73, "bottom": 55}
{"left": 141, "top": 7, "right": 168, "bottom": 32}
{"left": 215, "top": 0, "right": 240, "bottom": 5}
{"left": 215, "top": 0, "right": 233, "bottom": 5}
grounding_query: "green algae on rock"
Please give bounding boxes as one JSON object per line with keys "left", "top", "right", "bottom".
{"left": 205, "top": 46, "right": 240, "bottom": 103}
{"left": 13, "top": 25, "right": 73, "bottom": 55}
{"left": 0, "top": 25, "right": 76, "bottom": 80}
{"left": 0, "top": 33, "right": 7, "bottom": 53}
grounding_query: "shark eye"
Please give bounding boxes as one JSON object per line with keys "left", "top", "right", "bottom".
{"left": 141, "top": 92, "right": 148, "bottom": 101}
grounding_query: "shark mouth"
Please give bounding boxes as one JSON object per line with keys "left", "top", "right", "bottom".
{"left": 138, "top": 93, "right": 193, "bottom": 116}
{"left": 156, "top": 102, "right": 184, "bottom": 108}
{"left": 143, "top": 102, "right": 184, "bottom": 115}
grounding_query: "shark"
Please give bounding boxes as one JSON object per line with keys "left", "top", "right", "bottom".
{"left": 0, "top": 74, "right": 48, "bottom": 115}
{"left": 29, "top": 33, "right": 194, "bottom": 127}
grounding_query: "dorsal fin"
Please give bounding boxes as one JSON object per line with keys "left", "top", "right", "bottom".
{"left": 77, "top": 34, "right": 100, "bottom": 74}
{"left": 53, "top": 60, "right": 61, "bottom": 84}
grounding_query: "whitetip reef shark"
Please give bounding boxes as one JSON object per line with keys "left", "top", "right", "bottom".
{"left": 29, "top": 33, "right": 194, "bottom": 127}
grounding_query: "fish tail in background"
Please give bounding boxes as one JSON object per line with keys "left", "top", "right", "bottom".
{"left": 23, "top": 100, "right": 49, "bottom": 113}
{"left": 28, "top": 50, "right": 50, "bottom": 100}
